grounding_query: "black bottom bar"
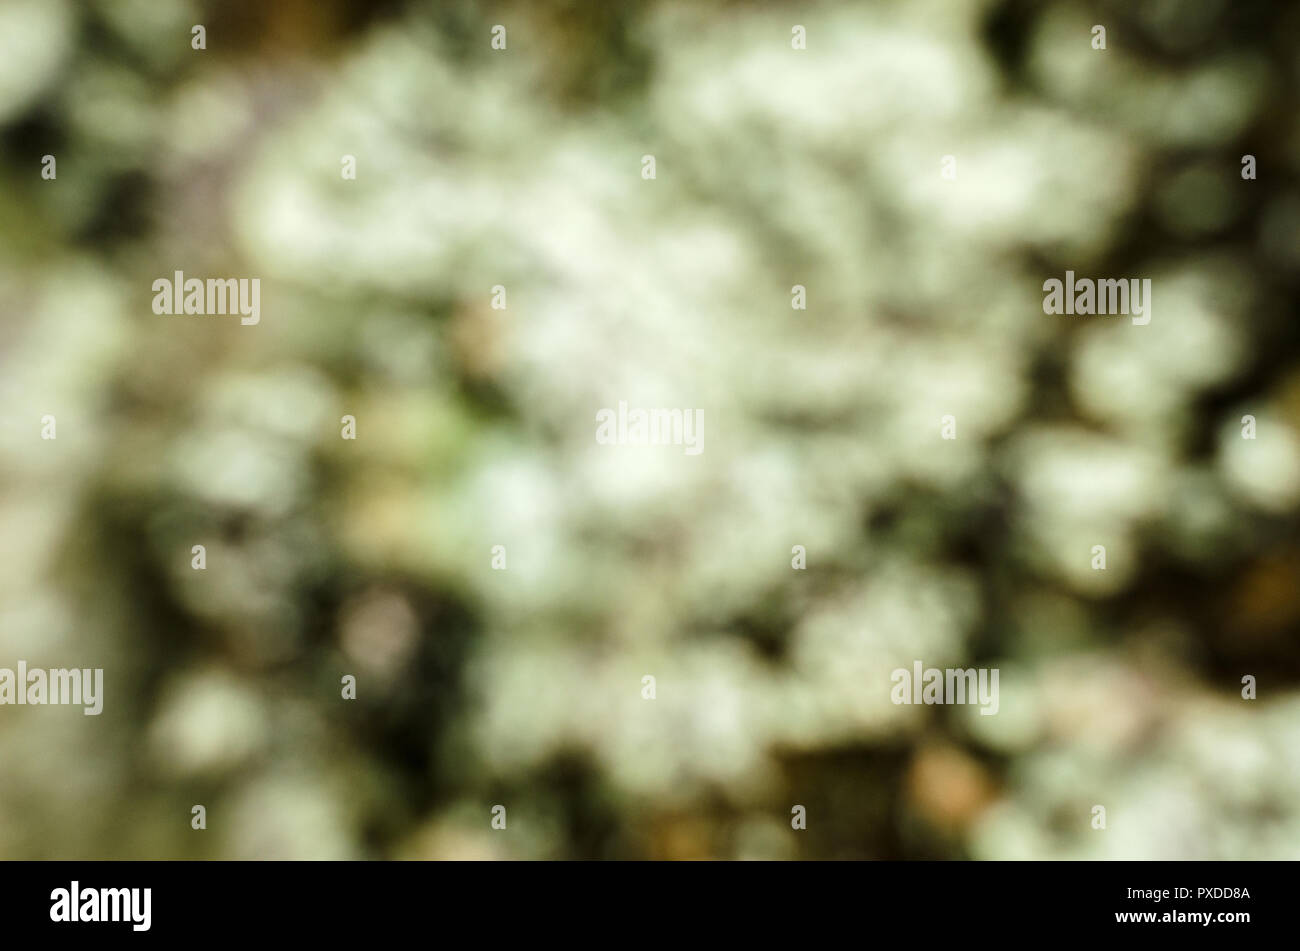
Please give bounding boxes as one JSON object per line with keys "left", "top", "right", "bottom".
{"left": 1, "top": 860, "right": 1275, "bottom": 939}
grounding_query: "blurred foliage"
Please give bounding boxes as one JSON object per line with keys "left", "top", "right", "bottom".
{"left": 1, "top": 0, "right": 1299, "bottom": 859}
